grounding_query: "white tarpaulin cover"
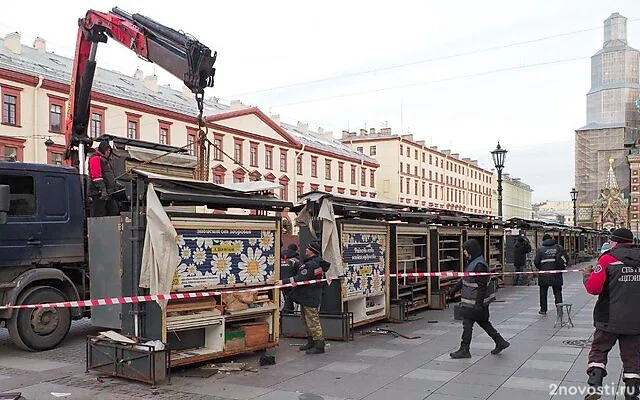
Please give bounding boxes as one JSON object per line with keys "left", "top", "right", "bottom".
{"left": 319, "top": 199, "right": 344, "bottom": 279}
{"left": 296, "top": 198, "right": 344, "bottom": 279}
{"left": 139, "top": 183, "right": 180, "bottom": 310}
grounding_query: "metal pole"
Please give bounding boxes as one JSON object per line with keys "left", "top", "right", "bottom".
{"left": 573, "top": 200, "right": 577, "bottom": 227}
{"left": 497, "top": 169, "right": 503, "bottom": 219}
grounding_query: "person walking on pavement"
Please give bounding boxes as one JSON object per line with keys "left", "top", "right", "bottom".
{"left": 534, "top": 233, "right": 568, "bottom": 315}
{"left": 513, "top": 232, "right": 532, "bottom": 286}
{"left": 449, "top": 239, "right": 510, "bottom": 359}
{"left": 88, "top": 140, "right": 118, "bottom": 217}
{"left": 582, "top": 228, "right": 640, "bottom": 400}
{"left": 281, "top": 241, "right": 330, "bottom": 354}
{"left": 280, "top": 244, "right": 299, "bottom": 312}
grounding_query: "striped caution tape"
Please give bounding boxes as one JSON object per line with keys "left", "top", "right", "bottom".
{"left": 0, "top": 268, "right": 588, "bottom": 310}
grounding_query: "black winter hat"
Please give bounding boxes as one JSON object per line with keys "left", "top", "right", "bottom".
{"left": 611, "top": 228, "right": 634, "bottom": 244}
{"left": 463, "top": 239, "right": 483, "bottom": 259}
{"left": 543, "top": 233, "right": 552, "bottom": 241}
{"left": 97, "top": 140, "right": 111, "bottom": 155}
{"left": 288, "top": 243, "right": 299, "bottom": 252}
{"left": 308, "top": 241, "right": 321, "bottom": 255}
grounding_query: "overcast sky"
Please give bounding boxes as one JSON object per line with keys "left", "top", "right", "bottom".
{"left": 2, "top": 0, "right": 639, "bottom": 202}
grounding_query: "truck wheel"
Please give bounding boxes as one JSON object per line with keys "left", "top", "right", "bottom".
{"left": 7, "top": 286, "right": 71, "bottom": 351}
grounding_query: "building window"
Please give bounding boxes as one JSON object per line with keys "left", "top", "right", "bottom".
{"left": 422, "top": 153, "right": 425, "bottom": 162}
{"left": 158, "top": 120, "right": 171, "bottom": 145}
{"left": 351, "top": 165, "right": 356, "bottom": 184}
{"left": 338, "top": 163, "right": 344, "bottom": 182}
{"left": 297, "top": 182, "right": 304, "bottom": 198}
{"left": 370, "top": 170, "right": 375, "bottom": 188}
{"left": 48, "top": 95, "right": 66, "bottom": 133}
{"left": 311, "top": 156, "right": 318, "bottom": 178}
{"left": 126, "top": 113, "right": 141, "bottom": 139}
{"left": 406, "top": 146, "right": 410, "bottom": 156}
{"left": 265, "top": 146, "right": 273, "bottom": 169}
{"left": 422, "top": 183, "right": 425, "bottom": 197}
{"left": 213, "top": 134, "right": 223, "bottom": 161}
{"left": 400, "top": 177, "right": 403, "bottom": 193}
{"left": 1, "top": 85, "right": 21, "bottom": 126}
{"left": 212, "top": 165, "right": 226, "bottom": 185}
{"left": 234, "top": 139, "right": 243, "bottom": 163}
{"left": 296, "top": 156, "right": 303, "bottom": 175}
{"left": 357, "top": 146, "right": 363, "bottom": 153}
{"left": 370, "top": 146, "right": 377, "bottom": 156}
{"left": 47, "top": 144, "right": 65, "bottom": 165}
{"left": 406, "top": 164, "right": 410, "bottom": 174}
{"left": 361, "top": 168, "right": 366, "bottom": 186}
{"left": 325, "top": 159, "right": 332, "bottom": 180}
{"left": 250, "top": 142, "right": 259, "bottom": 167}
{"left": 89, "top": 107, "right": 105, "bottom": 138}
{"left": 414, "top": 166, "right": 418, "bottom": 176}
{"left": 0, "top": 136, "right": 25, "bottom": 162}
{"left": 279, "top": 177, "right": 289, "bottom": 201}
{"left": 187, "top": 129, "right": 197, "bottom": 156}
{"left": 406, "top": 178, "right": 410, "bottom": 193}
{"left": 400, "top": 162, "right": 403, "bottom": 172}
{"left": 233, "top": 168, "right": 245, "bottom": 183}
{"left": 414, "top": 149, "right": 418, "bottom": 159}
{"left": 415, "top": 180, "right": 418, "bottom": 195}
{"left": 280, "top": 149, "right": 287, "bottom": 172}
{"left": 400, "top": 146, "right": 403, "bottom": 156}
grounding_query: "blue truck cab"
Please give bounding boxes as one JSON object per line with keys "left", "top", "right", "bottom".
{"left": 0, "top": 161, "right": 86, "bottom": 351}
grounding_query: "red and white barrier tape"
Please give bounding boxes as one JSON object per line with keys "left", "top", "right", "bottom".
{"left": 0, "top": 268, "right": 587, "bottom": 310}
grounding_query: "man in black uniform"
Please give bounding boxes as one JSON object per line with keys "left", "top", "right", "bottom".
{"left": 283, "top": 242, "right": 329, "bottom": 355}
{"left": 280, "top": 244, "right": 299, "bottom": 312}
{"left": 513, "top": 232, "right": 531, "bottom": 285}
{"left": 583, "top": 228, "right": 640, "bottom": 400}
{"left": 534, "top": 233, "right": 568, "bottom": 315}
{"left": 449, "top": 239, "right": 510, "bottom": 358}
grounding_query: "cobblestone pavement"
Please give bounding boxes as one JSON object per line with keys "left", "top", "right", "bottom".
{"left": 0, "top": 260, "right": 626, "bottom": 399}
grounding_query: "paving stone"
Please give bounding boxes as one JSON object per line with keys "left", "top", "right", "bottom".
{"left": 411, "top": 329, "right": 451, "bottom": 336}
{"left": 404, "top": 368, "right": 459, "bottom": 381}
{"left": 536, "top": 345, "right": 582, "bottom": 355}
{"left": 254, "top": 390, "right": 345, "bottom": 400}
{"left": 381, "top": 376, "right": 444, "bottom": 394}
{"left": 449, "top": 372, "right": 509, "bottom": 387}
{"left": 318, "top": 361, "right": 373, "bottom": 373}
{"left": 356, "top": 348, "right": 404, "bottom": 358}
{"left": 362, "top": 387, "right": 430, "bottom": 400}
{"left": 435, "top": 381, "right": 499, "bottom": 399}
{"left": 496, "top": 324, "right": 530, "bottom": 330}
{"left": 503, "top": 376, "right": 562, "bottom": 392}
{"left": 0, "top": 356, "right": 71, "bottom": 372}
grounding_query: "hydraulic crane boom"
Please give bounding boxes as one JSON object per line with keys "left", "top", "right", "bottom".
{"left": 64, "top": 7, "right": 216, "bottom": 175}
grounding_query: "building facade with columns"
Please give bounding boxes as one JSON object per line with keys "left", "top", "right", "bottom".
{"left": 0, "top": 32, "right": 378, "bottom": 206}
{"left": 340, "top": 128, "right": 494, "bottom": 215}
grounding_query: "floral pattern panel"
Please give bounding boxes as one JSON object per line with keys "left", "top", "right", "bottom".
{"left": 172, "top": 228, "right": 276, "bottom": 290}
{"left": 342, "top": 231, "right": 386, "bottom": 299}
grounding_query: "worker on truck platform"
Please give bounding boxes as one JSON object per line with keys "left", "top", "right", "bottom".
{"left": 87, "top": 141, "right": 118, "bottom": 217}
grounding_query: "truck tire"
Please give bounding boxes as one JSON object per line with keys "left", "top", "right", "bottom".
{"left": 7, "top": 286, "right": 72, "bottom": 351}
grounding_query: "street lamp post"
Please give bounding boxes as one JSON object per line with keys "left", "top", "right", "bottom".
{"left": 491, "top": 142, "right": 507, "bottom": 219}
{"left": 570, "top": 187, "right": 578, "bottom": 227}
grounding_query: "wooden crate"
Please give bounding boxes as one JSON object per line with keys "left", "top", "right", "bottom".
{"left": 241, "top": 323, "right": 270, "bottom": 347}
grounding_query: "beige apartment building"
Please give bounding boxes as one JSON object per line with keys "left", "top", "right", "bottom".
{"left": 491, "top": 173, "right": 534, "bottom": 219}
{"left": 341, "top": 128, "right": 494, "bottom": 215}
{"left": 0, "top": 33, "right": 377, "bottom": 204}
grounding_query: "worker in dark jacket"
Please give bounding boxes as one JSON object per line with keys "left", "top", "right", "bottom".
{"left": 88, "top": 141, "right": 118, "bottom": 217}
{"left": 449, "top": 239, "right": 510, "bottom": 359}
{"left": 582, "top": 228, "right": 640, "bottom": 399}
{"left": 534, "top": 233, "right": 568, "bottom": 315}
{"left": 283, "top": 241, "right": 330, "bottom": 354}
{"left": 280, "top": 244, "right": 299, "bottom": 312}
{"left": 513, "top": 232, "right": 532, "bottom": 286}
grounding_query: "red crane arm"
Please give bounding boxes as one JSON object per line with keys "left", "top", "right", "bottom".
{"left": 64, "top": 7, "right": 216, "bottom": 165}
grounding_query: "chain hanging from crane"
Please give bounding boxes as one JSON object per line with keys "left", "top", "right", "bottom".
{"left": 194, "top": 92, "right": 210, "bottom": 181}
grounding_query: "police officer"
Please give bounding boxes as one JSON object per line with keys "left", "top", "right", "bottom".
{"left": 282, "top": 241, "right": 329, "bottom": 354}
{"left": 449, "top": 239, "right": 510, "bottom": 358}
{"left": 513, "top": 232, "right": 532, "bottom": 286}
{"left": 583, "top": 228, "right": 640, "bottom": 400}
{"left": 534, "top": 233, "right": 568, "bottom": 315}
